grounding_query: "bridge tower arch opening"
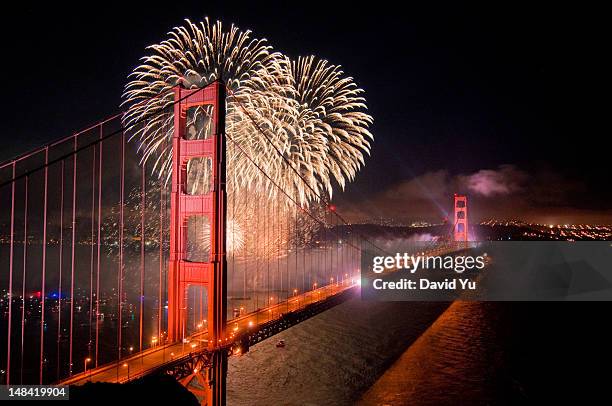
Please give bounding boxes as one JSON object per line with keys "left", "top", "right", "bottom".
{"left": 453, "top": 194, "right": 468, "bottom": 244}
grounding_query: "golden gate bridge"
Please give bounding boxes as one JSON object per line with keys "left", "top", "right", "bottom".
{"left": 0, "top": 80, "right": 467, "bottom": 404}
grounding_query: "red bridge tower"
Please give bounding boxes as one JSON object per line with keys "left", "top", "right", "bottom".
{"left": 167, "top": 81, "right": 227, "bottom": 404}
{"left": 453, "top": 194, "right": 468, "bottom": 243}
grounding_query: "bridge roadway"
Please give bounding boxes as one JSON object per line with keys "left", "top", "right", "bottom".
{"left": 60, "top": 281, "right": 354, "bottom": 385}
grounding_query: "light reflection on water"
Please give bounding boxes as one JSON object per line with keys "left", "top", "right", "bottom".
{"left": 359, "top": 301, "right": 524, "bottom": 405}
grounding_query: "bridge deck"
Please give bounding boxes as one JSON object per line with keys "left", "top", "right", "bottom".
{"left": 60, "top": 282, "right": 354, "bottom": 385}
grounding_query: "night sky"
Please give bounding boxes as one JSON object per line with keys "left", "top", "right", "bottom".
{"left": 1, "top": 1, "right": 608, "bottom": 223}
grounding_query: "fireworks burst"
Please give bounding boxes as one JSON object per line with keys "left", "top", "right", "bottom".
{"left": 122, "top": 18, "right": 373, "bottom": 206}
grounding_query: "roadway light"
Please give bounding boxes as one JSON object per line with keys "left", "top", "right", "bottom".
{"left": 84, "top": 358, "right": 91, "bottom": 375}
{"left": 123, "top": 363, "right": 130, "bottom": 380}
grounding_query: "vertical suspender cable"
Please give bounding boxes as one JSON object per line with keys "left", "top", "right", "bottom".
{"left": 158, "top": 169, "right": 163, "bottom": 342}
{"left": 95, "top": 129, "right": 103, "bottom": 367}
{"left": 40, "top": 147, "right": 49, "bottom": 384}
{"left": 231, "top": 172, "right": 235, "bottom": 317}
{"left": 286, "top": 196, "right": 290, "bottom": 309}
{"left": 158, "top": 133, "right": 166, "bottom": 347}
{"left": 20, "top": 175, "right": 28, "bottom": 384}
{"left": 265, "top": 198, "right": 268, "bottom": 310}
{"left": 89, "top": 146, "right": 96, "bottom": 359}
{"left": 139, "top": 163, "right": 145, "bottom": 352}
{"left": 302, "top": 208, "right": 305, "bottom": 298}
{"left": 255, "top": 190, "right": 259, "bottom": 324}
{"left": 69, "top": 137, "right": 77, "bottom": 376}
{"left": 6, "top": 163, "right": 16, "bottom": 385}
{"left": 336, "top": 215, "right": 339, "bottom": 287}
{"left": 242, "top": 188, "right": 246, "bottom": 314}
{"left": 118, "top": 132, "right": 125, "bottom": 363}
{"left": 294, "top": 201, "right": 298, "bottom": 302}
{"left": 56, "top": 161, "right": 65, "bottom": 379}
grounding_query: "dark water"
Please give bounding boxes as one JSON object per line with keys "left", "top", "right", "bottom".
{"left": 360, "top": 301, "right": 612, "bottom": 404}
{"left": 227, "top": 299, "right": 612, "bottom": 405}
{"left": 360, "top": 301, "right": 524, "bottom": 405}
{"left": 227, "top": 300, "right": 450, "bottom": 405}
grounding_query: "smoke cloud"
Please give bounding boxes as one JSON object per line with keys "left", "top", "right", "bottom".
{"left": 458, "top": 165, "right": 527, "bottom": 197}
